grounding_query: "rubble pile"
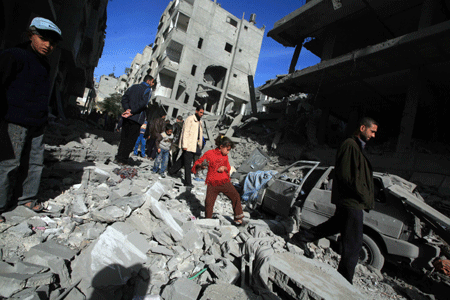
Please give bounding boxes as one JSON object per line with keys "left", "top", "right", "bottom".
{"left": 0, "top": 119, "right": 448, "bottom": 299}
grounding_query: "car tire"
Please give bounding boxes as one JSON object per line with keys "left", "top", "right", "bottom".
{"left": 359, "top": 234, "right": 385, "bottom": 270}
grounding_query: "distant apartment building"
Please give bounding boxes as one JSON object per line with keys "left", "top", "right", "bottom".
{"left": 124, "top": 0, "right": 265, "bottom": 118}
{"left": 96, "top": 74, "right": 119, "bottom": 102}
{"left": 1, "top": 0, "right": 108, "bottom": 116}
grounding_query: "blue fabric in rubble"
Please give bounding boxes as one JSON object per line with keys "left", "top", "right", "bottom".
{"left": 242, "top": 170, "right": 278, "bottom": 205}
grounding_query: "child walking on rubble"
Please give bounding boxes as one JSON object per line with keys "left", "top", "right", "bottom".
{"left": 192, "top": 135, "right": 246, "bottom": 225}
{"left": 152, "top": 124, "right": 173, "bottom": 177}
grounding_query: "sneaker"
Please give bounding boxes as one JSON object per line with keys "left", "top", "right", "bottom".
{"left": 160, "top": 173, "right": 166, "bottom": 178}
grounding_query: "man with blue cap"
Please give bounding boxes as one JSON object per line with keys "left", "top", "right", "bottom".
{"left": 0, "top": 17, "right": 62, "bottom": 222}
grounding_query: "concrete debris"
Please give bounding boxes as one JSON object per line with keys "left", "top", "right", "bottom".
{"left": 0, "top": 118, "right": 448, "bottom": 300}
{"left": 161, "top": 277, "right": 202, "bottom": 300}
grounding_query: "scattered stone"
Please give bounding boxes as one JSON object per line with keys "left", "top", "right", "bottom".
{"left": 161, "top": 277, "right": 202, "bottom": 300}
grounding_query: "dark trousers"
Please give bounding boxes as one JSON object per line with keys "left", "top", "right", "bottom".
{"left": 116, "top": 118, "right": 141, "bottom": 162}
{"left": 294, "top": 206, "right": 363, "bottom": 283}
{"left": 205, "top": 182, "right": 244, "bottom": 220}
{"left": 146, "top": 138, "right": 158, "bottom": 159}
{"left": 169, "top": 150, "right": 194, "bottom": 185}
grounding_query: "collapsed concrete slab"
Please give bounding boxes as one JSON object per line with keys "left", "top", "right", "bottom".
{"left": 71, "top": 222, "right": 152, "bottom": 290}
{"left": 256, "top": 252, "right": 362, "bottom": 300}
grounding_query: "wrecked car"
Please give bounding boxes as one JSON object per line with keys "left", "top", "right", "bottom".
{"left": 256, "top": 161, "right": 450, "bottom": 270}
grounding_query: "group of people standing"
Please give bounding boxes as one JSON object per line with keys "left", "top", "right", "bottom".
{"left": 0, "top": 16, "right": 381, "bottom": 286}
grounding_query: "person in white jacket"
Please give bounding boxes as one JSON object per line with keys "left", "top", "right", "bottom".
{"left": 168, "top": 105, "right": 204, "bottom": 187}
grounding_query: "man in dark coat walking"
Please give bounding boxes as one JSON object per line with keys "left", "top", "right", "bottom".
{"left": 291, "top": 117, "right": 378, "bottom": 284}
{"left": 115, "top": 75, "right": 155, "bottom": 164}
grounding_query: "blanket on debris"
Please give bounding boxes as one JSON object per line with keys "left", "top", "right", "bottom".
{"left": 242, "top": 170, "right": 278, "bottom": 208}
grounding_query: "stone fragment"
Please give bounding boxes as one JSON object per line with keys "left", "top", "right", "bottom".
{"left": 112, "top": 194, "right": 146, "bottom": 210}
{"left": 71, "top": 222, "right": 150, "bottom": 288}
{"left": 199, "top": 283, "right": 261, "bottom": 300}
{"left": 1, "top": 206, "right": 39, "bottom": 225}
{"left": 71, "top": 194, "right": 89, "bottom": 216}
{"left": 161, "top": 277, "right": 201, "bottom": 300}
{"left": 91, "top": 205, "right": 129, "bottom": 223}
{"left": 63, "top": 287, "right": 86, "bottom": 300}
{"left": 0, "top": 273, "right": 28, "bottom": 297}
{"left": 25, "top": 240, "right": 77, "bottom": 261}
{"left": 25, "top": 272, "right": 56, "bottom": 287}
{"left": 150, "top": 245, "right": 174, "bottom": 256}
{"left": 181, "top": 227, "right": 204, "bottom": 250}
{"left": 221, "top": 240, "right": 241, "bottom": 258}
{"left": 208, "top": 258, "right": 240, "bottom": 284}
{"left": 194, "top": 218, "right": 220, "bottom": 228}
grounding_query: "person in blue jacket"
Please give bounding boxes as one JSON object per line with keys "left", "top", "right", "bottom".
{"left": 0, "top": 17, "right": 62, "bottom": 222}
{"left": 115, "top": 75, "right": 156, "bottom": 164}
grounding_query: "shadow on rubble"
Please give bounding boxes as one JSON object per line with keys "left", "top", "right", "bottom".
{"left": 40, "top": 160, "right": 95, "bottom": 202}
{"left": 89, "top": 263, "right": 149, "bottom": 300}
{"left": 382, "top": 262, "right": 450, "bottom": 300}
{"left": 175, "top": 189, "right": 204, "bottom": 219}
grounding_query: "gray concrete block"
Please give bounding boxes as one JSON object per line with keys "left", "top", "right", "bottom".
{"left": 181, "top": 227, "right": 204, "bottom": 250}
{"left": 71, "top": 194, "right": 89, "bottom": 216}
{"left": 111, "top": 194, "right": 146, "bottom": 210}
{"left": 150, "top": 245, "right": 174, "bottom": 256}
{"left": 199, "top": 283, "right": 261, "bottom": 300}
{"left": 0, "top": 273, "right": 28, "bottom": 297}
{"left": 71, "top": 222, "right": 149, "bottom": 288}
{"left": 25, "top": 240, "right": 77, "bottom": 261}
{"left": 10, "top": 288, "right": 41, "bottom": 300}
{"left": 208, "top": 230, "right": 222, "bottom": 244}
{"left": 167, "top": 256, "right": 182, "bottom": 272}
{"left": 161, "top": 277, "right": 201, "bottom": 300}
{"left": 25, "top": 272, "right": 56, "bottom": 287}
{"left": 153, "top": 228, "right": 175, "bottom": 246}
{"left": 63, "top": 287, "right": 86, "bottom": 300}
{"left": 194, "top": 218, "right": 220, "bottom": 228}
{"left": 221, "top": 240, "right": 241, "bottom": 258}
{"left": 1, "top": 206, "right": 39, "bottom": 225}
{"left": 91, "top": 205, "right": 129, "bottom": 223}
{"left": 209, "top": 259, "right": 240, "bottom": 284}
{"left": 258, "top": 252, "right": 362, "bottom": 300}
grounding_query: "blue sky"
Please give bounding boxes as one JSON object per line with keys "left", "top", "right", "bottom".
{"left": 95, "top": 0, "right": 320, "bottom": 87}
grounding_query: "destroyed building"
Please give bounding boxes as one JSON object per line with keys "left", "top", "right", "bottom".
{"left": 260, "top": 0, "right": 450, "bottom": 153}
{"left": 0, "top": 0, "right": 108, "bottom": 117}
{"left": 119, "top": 0, "right": 265, "bottom": 118}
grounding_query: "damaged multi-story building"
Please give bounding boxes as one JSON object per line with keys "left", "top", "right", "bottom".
{"left": 260, "top": 0, "right": 450, "bottom": 153}
{"left": 121, "top": 0, "right": 265, "bottom": 118}
{"left": 0, "top": 0, "right": 108, "bottom": 117}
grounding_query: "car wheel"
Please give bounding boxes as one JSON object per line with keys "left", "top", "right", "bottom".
{"left": 359, "top": 234, "right": 385, "bottom": 270}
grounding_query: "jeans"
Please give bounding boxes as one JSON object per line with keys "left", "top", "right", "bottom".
{"left": 0, "top": 122, "right": 45, "bottom": 210}
{"left": 133, "top": 134, "right": 146, "bottom": 157}
{"left": 152, "top": 149, "right": 170, "bottom": 174}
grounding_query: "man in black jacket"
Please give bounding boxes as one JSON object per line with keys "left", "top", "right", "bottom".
{"left": 115, "top": 75, "right": 155, "bottom": 164}
{"left": 0, "top": 17, "right": 62, "bottom": 221}
{"left": 291, "top": 117, "right": 378, "bottom": 284}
